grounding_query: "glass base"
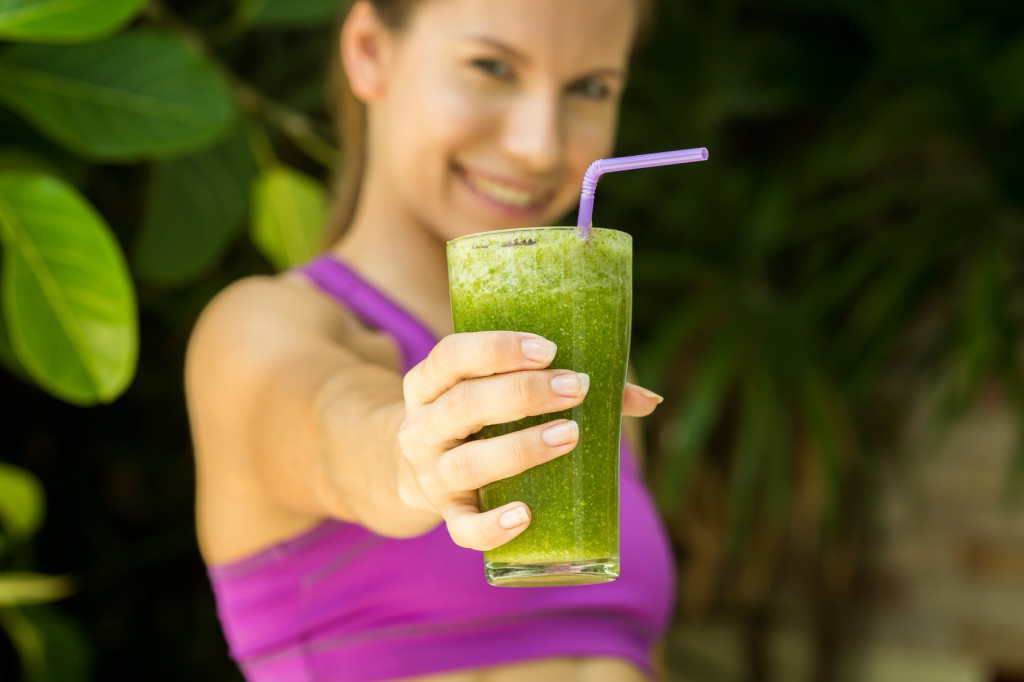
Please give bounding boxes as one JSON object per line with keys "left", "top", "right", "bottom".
{"left": 486, "top": 558, "right": 619, "bottom": 587}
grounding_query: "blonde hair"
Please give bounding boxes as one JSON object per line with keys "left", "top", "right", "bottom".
{"left": 323, "top": 0, "right": 655, "bottom": 248}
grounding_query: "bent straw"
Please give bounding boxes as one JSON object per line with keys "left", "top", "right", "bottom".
{"left": 577, "top": 147, "right": 710, "bottom": 236}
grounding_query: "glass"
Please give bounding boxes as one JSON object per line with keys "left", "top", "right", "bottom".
{"left": 447, "top": 226, "right": 632, "bottom": 587}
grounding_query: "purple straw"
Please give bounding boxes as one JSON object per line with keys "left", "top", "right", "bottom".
{"left": 577, "top": 147, "right": 710, "bottom": 236}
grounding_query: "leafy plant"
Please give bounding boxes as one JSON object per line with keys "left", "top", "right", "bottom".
{"left": 605, "top": 0, "right": 1024, "bottom": 675}
{"left": 0, "top": 0, "right": 339, "bottom": 405}
{"left": 0, "top": 0, "right": 1021, "bottom": 679}
{"left": 0, "top": 462, "right": 86, "bottom": 682}
{"left": 0, "top": 0, "right": 340, "bottom": 676}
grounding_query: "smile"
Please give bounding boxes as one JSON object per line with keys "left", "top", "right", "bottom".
{"left": 457, "top": 166, "right": 554, "bottom": 213}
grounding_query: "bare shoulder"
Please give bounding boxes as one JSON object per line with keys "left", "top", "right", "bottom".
{"left": 188, "top": 274, "right": 347, "bottom": 356}
{"left": 185, "top": 273, "right": 369, "bottom": 456}
{"left": 186, "top": 274, "right": 381, "bottom": 562}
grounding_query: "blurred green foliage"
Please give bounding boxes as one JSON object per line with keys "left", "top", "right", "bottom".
{"left": 0, "top": 0, "right": 1021, "bottom": 679}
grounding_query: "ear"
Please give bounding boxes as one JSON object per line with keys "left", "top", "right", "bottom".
{"left": 340, "top": 1, "right": 394, "bottom": 102}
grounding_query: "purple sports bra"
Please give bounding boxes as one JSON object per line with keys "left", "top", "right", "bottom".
{"left": 206, "top": 256, "right": 676, "bottom": 681}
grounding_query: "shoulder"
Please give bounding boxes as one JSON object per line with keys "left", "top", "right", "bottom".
{"left": 185, "top": 274, "right": 363, "bottom": 428}
{"left": 187, "top": 272, "right": 367, "bottom": 373}
{"left": 191, "top": 274, "right": 341, "bottom": 346}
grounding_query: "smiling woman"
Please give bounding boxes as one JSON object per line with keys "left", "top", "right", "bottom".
{"left": 326, "top": 0, "right": 653, "bottom": 245}
{"left": 186, "top": 1, "right": 672, "bottom": 681}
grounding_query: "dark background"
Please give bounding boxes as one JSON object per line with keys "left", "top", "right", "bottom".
{"left": 3, "top": 0, "right": 1024, "bottom": 680}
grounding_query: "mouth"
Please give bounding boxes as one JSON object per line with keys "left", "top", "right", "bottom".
{"left": 455, "top": 164, "right": 556, "bottom": 217}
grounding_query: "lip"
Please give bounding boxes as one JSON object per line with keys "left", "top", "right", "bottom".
{"left": 454, "top": 163, "right": 557, "bottom": 219}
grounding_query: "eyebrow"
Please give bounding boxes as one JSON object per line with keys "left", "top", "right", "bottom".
{"left": 464, "top": 36, "right": 530, "bottom": 64}
{"left": 461, "top": 35, "right": 626, "bottom": 80}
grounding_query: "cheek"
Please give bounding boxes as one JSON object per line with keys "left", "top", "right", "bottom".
{"left": 558, "top": 110, "right": 619, "bottom": 194}
{"left": 415, "top": 76, "right": 497, "bottom": 159}
{"left": 568, "top": 107, "right": 620, "bottom": 169}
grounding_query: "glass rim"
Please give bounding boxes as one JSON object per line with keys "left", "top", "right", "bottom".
{"left": 447, "top": 226, "right": 627, "bottom": 246}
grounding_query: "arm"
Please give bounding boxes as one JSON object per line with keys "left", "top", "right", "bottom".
{"left": 187, "top": 276, "right": 437, "bottom": 540}
{"left": 187, "top": 275, "right": 664, "bottom": 551}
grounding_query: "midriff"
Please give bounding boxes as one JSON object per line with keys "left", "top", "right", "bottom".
{"left": 398, "top": 655, "right": 651, "bottom": 682}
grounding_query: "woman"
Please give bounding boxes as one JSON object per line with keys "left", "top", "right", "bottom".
{"left": 186, "top": 0, "right": 675, "bottom": 679}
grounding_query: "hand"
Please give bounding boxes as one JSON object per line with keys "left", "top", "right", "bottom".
{"left": 396, "top": 331, "right": 661, "bottom": 551}
{"left": 623, "top": 381, "right": 664, "bottom": 417}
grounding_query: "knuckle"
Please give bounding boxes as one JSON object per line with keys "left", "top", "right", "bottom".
{"left": 396, "top": 416, "right": 418, "bottom": 454}
{"left": 396, "top": 479, "right": 419, "bottom": 509}
{"left": 401, "top": 366, "right": 418, "bottom": 400}
{"left": 510, "top": 371, "right": 536, "bottom": 407}
{"left": 482, "top": 332, "right": 508, "bottom": 363}
{"left": 504, "top": 432, "right": 532, "bottom": 474}
{"left": 440, "top": 384, "right": 475, "bottom": 434}
{"left": 437, "top": 334, "right": 462, "bottom": 362}
{"left": 446, "top": 449, "right": 477, "bottom": 491}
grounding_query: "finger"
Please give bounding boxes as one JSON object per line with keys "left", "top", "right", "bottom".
{"left": 404, "top": 332, "right": 558, "bottom": 407}
{"left": 444, "top": 496, "right": 531, "bottom": 551}
{"left": 622, "top": 382, "right": 663, "bottom": 417}
{"left": 437, "top": 419, "right": 579, "bottom": 491}
{"left": 429, "top": 370, "right": 589, "bottom": 444}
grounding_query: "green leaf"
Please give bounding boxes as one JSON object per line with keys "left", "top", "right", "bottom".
{"left": 637, "top": 291, "right": 722, "bottom": 392}
{"left": 0, "top": 0, "right": 146, "bottom": 44}
{"left": 659, "top": 328, "right": 741, "bottom": 511}
{"left": 0, "top": 462, "right": 44, "bottom": 540}
{"left": 133, "top": 125, "right": 256, "bottom": 287}
{"left": 800, "top": 366, "right": 847, "bottom": 529}
{"left": 0, "top": 574, "right": 72, "bottom": 606}
{"left": 239, "top": 0, "right": 348, "bottom": 28}
{"left": 0, "top": 171, "right": 138, "bottom": 405}
{"left": 0, "top": 30, "right": 236, "bottom": 161}
{"left": 0, "top": 605, "right": 91, "bottom": 682}
{"left": 251, "top": 165, "right": 327, "bottom": 271}
{"left": 0, "top": 284, "right": 29, "bottom": 379}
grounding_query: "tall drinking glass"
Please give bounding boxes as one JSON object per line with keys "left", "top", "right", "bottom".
{"left": 447, "top": 226, "right": 631, "bottom": 587}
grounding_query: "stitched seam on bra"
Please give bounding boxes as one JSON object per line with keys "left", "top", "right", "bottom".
{"left": 208, "top": 520, "right": 347, "bottom": 581}
{"left": 304, "top": 607, "right": 657, "bottom": 653}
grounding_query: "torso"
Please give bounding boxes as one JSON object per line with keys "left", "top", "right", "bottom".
{"left": 397, "top": 656, "right": 650, "bottom": 681}
{"left": 194, "top": 272, "right": 664, "bottom": 682}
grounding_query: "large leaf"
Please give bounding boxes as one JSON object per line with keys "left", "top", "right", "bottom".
{"left": 251, "top": 165, "right": 327, "bottom": 271}
{"left": 0, "top": 462, "right": 44, "bottom": 540}
{"left": 0, "top": 277, "right": 28, "bottom": 379}
{"left": 0, "top": 574, "right": 72, "bottom": 606}
{"left": 0, "top": 171, "right": 137, "bottom": 405}
{"left": 133, "top": 126, "right": 256, "bottom": 287}
{"left": 0, "top": 30, "right": 236, "bottom": 161}
{"left": 237, "top": 0, "right": 347, "bottom": 28}
{"left": 0, "top": 0, "right": 146, "bottom": 44}
{"left": 0, "top": 605, "right": 91, "bottom": 682}
{"left": 659, "top": 328, "right": 742, "bottom": 510}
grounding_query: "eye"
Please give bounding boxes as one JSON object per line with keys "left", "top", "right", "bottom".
{"left": 471, "top": 57, "right": 514, "bottom": 81}
{"left": 568, "top": 77, "right": 611, "bottom": 101}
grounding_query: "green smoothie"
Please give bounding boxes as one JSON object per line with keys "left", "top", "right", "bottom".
{"left": 447, "top": 227, "right": 632, "bottom": 587}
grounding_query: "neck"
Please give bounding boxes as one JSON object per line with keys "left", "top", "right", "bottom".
{"left": 331, "top": 170, "right": 454, "bottom": 338}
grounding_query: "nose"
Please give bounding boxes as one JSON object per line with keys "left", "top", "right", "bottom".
{"left": 500, "top": 90, "right": 563, "bottom": 175}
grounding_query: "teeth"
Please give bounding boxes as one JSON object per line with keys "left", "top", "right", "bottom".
{"left": 466, "top": 174, "right": 543, "bottom": 208}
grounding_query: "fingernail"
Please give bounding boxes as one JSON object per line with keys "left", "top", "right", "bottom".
{"left": 522, "top": 337, "right": 557, "bottom": 363}
{"left": 498, "top": 505, "right": 530, "bottom": 530}
{"left": 551, "top": 373, "right": 583, "bottom": 397}
{"left": 634, "top": 385, "right": 664, "bottom": 404}
{"left": 541, "top": 420, "right": 579, "bottom": 447}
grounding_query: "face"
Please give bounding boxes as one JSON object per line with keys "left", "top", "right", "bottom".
{"left": 360, "top": 0, "right": 639, "bottom": 240}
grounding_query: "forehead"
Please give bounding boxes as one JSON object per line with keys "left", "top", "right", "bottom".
{"left": 404, "top": 0, "right": 639, "bottom": 71}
